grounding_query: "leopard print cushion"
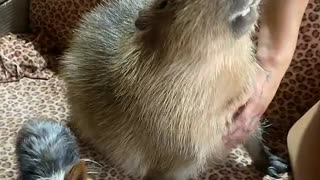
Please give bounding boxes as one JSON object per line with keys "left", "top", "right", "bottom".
{"left": 0, "top": 34, "right": 54, "bottom": 83}
{"left": 0, "top": 0, "right": 319, "bottom": 179}
{"left": 29, "top": 0, "right": 104, "bottom": 53}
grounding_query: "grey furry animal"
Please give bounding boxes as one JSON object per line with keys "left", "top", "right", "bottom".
{"left": 15, "top": 119, "right": 88, "bottom": 180}
{"left": 61, "top": 0, "right": 289, "bottom": 179}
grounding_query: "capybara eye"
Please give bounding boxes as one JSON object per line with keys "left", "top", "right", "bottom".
{"left": 158, "top": 0, "right": 168, "bottom": 9}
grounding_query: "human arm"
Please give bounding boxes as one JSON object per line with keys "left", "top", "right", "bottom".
{"left": 224, "top": 0, "right": 309, "bottom": 147}
{"left": 238, "top": 0, "right": 309, "bottom": 125}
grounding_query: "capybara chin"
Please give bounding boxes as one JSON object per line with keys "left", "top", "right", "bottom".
{"left": 61, "top": 0, "right": 289, "bottom": 179}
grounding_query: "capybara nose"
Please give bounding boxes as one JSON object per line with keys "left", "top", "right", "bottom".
{"left": 229, "top": 0, "right": 261, "bottom": 38}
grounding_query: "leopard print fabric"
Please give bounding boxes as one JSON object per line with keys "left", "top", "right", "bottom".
{"left": 0, "top": 34, "right": 54, "bottom": 83}
{"left": 0, "top": 0, "right": 319, "bottom": 179}
{"left": 29, "top": 0, "right": 104, "bottom": 54}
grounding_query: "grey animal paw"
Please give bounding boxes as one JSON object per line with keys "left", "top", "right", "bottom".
{"left": 267, "top": 154, "right": 290, "bottom": 179}
{"left": 244, "top": 137, "right": 291, "bottom": 179}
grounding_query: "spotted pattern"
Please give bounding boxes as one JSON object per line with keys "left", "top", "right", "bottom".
{"left": 29, "top": 0, "right": 104, "bottom": 54}
{"left": 0, "top": 34, "right": 54, "bottom": 83}
{"left": 0, "top": 0, "right": 319, "bottom": 179}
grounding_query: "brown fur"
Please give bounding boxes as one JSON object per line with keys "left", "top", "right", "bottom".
{"left": 65, "top": 161, "right": 88, "bottom": 180}
{"left": 60, "top": 0, "right": 264, "bottom": 179}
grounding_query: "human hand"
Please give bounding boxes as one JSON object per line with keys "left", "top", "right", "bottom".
{"left": 222, "top": 64, "right": 283, "bottom": 148}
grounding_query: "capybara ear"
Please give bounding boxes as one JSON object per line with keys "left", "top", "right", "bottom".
{"left": 65, "top": 160, "right": 88, "bottom": 180}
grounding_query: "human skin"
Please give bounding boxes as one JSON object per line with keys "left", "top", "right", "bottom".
{"left": 223, "top": 0, "right": 309, "bottom": 146}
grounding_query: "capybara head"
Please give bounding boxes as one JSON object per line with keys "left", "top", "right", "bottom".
{"left": 135, "top": 0, "right": 261, "bottom": 60}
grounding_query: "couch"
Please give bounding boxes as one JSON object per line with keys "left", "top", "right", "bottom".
{"left": 0, "top": 0, "right": 319, "bottom": 179}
